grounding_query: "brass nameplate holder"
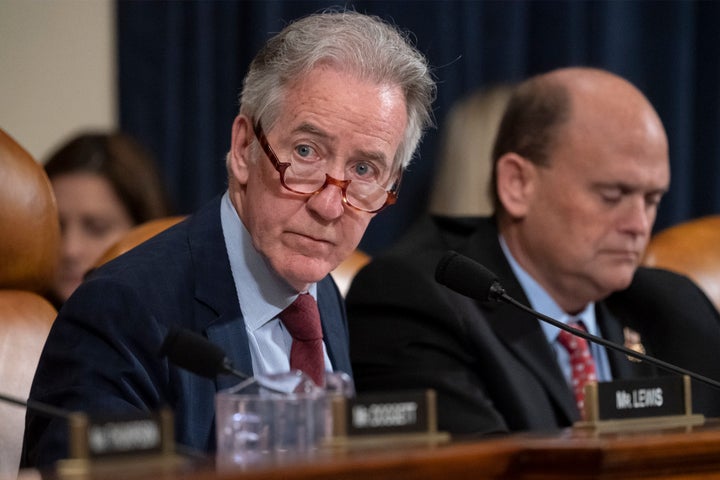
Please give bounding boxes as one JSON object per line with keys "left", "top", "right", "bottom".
{"left": 576, "top": 375, "right": 704, "bottom": 432}
{"left": 56, "top": 408, "right": 187, "bottom": 477}
{"left": 327, "top": 389, "right": 450, "bottom": 448}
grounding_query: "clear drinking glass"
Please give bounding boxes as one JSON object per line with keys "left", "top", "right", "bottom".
{"left": 215, "top": 370, "right": 354, "bottom": 470}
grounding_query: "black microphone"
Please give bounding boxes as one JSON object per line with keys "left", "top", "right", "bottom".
{"left": 159, "top": 327, "right": 294, "bottom": 395}
{"left": 435, "top": 250, "right": 720, "bottom": 391}
{"left": 159, "top": 327, "right": 250, "bottom": 380}
{"left": 435, "top": 250, "right": 505, "bottom": 302}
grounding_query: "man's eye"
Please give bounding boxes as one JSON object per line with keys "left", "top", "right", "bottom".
{"left": 600, "top": 189, "right": 622, "bottom": 203}
{"left": 295, "top": 145, "right": 313, "bottom": 158}
{"left": 354, "top": 163, "right": 370, "bottom": 176}
{"left": 351, "top": 161, "right": 380, "bottom": 180}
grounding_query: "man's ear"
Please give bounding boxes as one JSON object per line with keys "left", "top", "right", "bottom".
{"left": 229, "top": 114, "right": 253, "bottom": 185}
{"left": 495, "top": 152, "right": 537, "bottom": 218}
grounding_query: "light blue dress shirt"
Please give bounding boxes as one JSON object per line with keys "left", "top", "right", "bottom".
{"left": 499, "top": 236, "right": 612, "bottom": 384}
{"left": 219, "top": 192, "right": 332, "bottom": 378}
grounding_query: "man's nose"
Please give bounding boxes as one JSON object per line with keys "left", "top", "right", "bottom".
{"left": 305, "top": 175, "right": 348, "bottom": 220}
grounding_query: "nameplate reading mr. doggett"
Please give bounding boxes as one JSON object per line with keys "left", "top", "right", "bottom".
{"left": 345, "top": 390, "right": 434, "bottom": 436}
{"left": 596, "top": 375, "right": 686, "bottom": 420}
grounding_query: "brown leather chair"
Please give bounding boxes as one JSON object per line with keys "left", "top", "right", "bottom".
{"left": 0, "top": 128, "right": 60, "bottom": 475}
{"left": 331, "top": 249, "right": 370, "bottom": 297}
{"left": 0, "top": 130, "right": 60, "bottom": 294}
{"left": 642, "top": 215, "right": 720, "bottom": 312}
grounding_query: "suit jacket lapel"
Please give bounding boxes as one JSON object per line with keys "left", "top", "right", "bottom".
{"left": 187, "top": 196, "right": 351, "bottom": 390}
{"left": 459, "top": 218, "right": 579, "bottom": 423}
{"left": 186, "top": 197, "right": 253, "bottom": 392}
{"left": 317, "top": 278, "right": 352, "bottom": 376}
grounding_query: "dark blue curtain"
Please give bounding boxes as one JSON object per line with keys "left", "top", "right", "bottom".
{"left": 118, "top": 0, "right": 720, "bottom": 255}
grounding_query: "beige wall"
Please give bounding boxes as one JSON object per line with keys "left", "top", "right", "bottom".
{"left": 0, "top": 0, "right": 116, "bottom": 163}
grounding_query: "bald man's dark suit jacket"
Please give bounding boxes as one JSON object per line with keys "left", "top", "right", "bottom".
{"left": 22, "top": 195, "right": 352, "bottom": 467}
{"left": 346, "top": 215, "right": 720, "bottom": 435}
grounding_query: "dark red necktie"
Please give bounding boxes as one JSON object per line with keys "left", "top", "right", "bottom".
{"left": 557, "top": 321, "right": 597, "bottom": 419}
{"left": 279, "top": 293, "right": 325, "bottom": 386}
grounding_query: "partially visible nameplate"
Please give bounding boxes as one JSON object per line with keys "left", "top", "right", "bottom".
{"left": 81, "top": 409, "right": 174, "bottom": 459}
{"left": 57, "top": 408, "right": 183, "bottom": 476}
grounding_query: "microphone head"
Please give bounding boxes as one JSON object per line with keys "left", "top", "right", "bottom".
{"left": 160, "top": 327, "right": 229, "bottom": 378}
{"left": 435, "top": 250, "right": 504, "bottom": 302}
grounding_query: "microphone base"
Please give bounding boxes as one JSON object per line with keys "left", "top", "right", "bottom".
{"left": 573, "top": 413, "right": 705, "bottom": 434}
{"left": 577, "top": 376, "right": 705, "bottom": 433}
{"left": 55, "top": 452, "right": 193, "bottom": 478}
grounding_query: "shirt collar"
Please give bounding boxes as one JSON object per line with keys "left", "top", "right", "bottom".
{"left": 498, "top": 234, "right": 598, "bottom": 340}
{"left": 220, "top": 192, "right": 317, "bottom": 331}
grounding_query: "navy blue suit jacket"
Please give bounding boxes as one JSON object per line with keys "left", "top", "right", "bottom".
{"left": 347, "top": 215, "right": 720, "bottom": 435}
{"left": 23, "top": 196, "right": 352, "bottom": 467}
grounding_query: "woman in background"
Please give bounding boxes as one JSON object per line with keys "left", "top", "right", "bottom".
{"left": 44, "top": 131, "right": 172, "bottom": 307}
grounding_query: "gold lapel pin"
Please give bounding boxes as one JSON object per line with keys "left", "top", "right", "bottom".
{"left": 623, "top": 327, "right": 645, "bottom": 362}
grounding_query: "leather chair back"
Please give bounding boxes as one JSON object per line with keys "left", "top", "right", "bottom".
{"left": 642, "top": 215, "right": 720, "bottom": 312}
{"left": 331, "top": 249, "right": 370, "bottom": 297}
{"left": 0, "top": 129, "right": 60, "bottom": 294}
{"left": 0, "top": 128, "right": 59, "bottom": 475}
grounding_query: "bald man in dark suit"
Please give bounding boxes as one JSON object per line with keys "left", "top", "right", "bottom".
{"left": 347, "top": 67, "right": 720, "bottom": 434}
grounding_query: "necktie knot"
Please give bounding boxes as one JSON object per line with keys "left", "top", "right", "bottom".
{"left": 280, "top": 293, "right": 323, "bottom": 341}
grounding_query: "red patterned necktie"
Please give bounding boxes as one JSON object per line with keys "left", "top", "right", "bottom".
{"left": 557, "top": 321, "right": 597, "bottom": 419}
{"left": 278, "top": 293, "right": 325, "bottom": 386}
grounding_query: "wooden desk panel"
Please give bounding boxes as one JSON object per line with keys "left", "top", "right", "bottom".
{"left": 27, "top": 419, "right": 720, "bottom": 480}
{"left": 511, "top": 421, "right": 720, "bottom": 479}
